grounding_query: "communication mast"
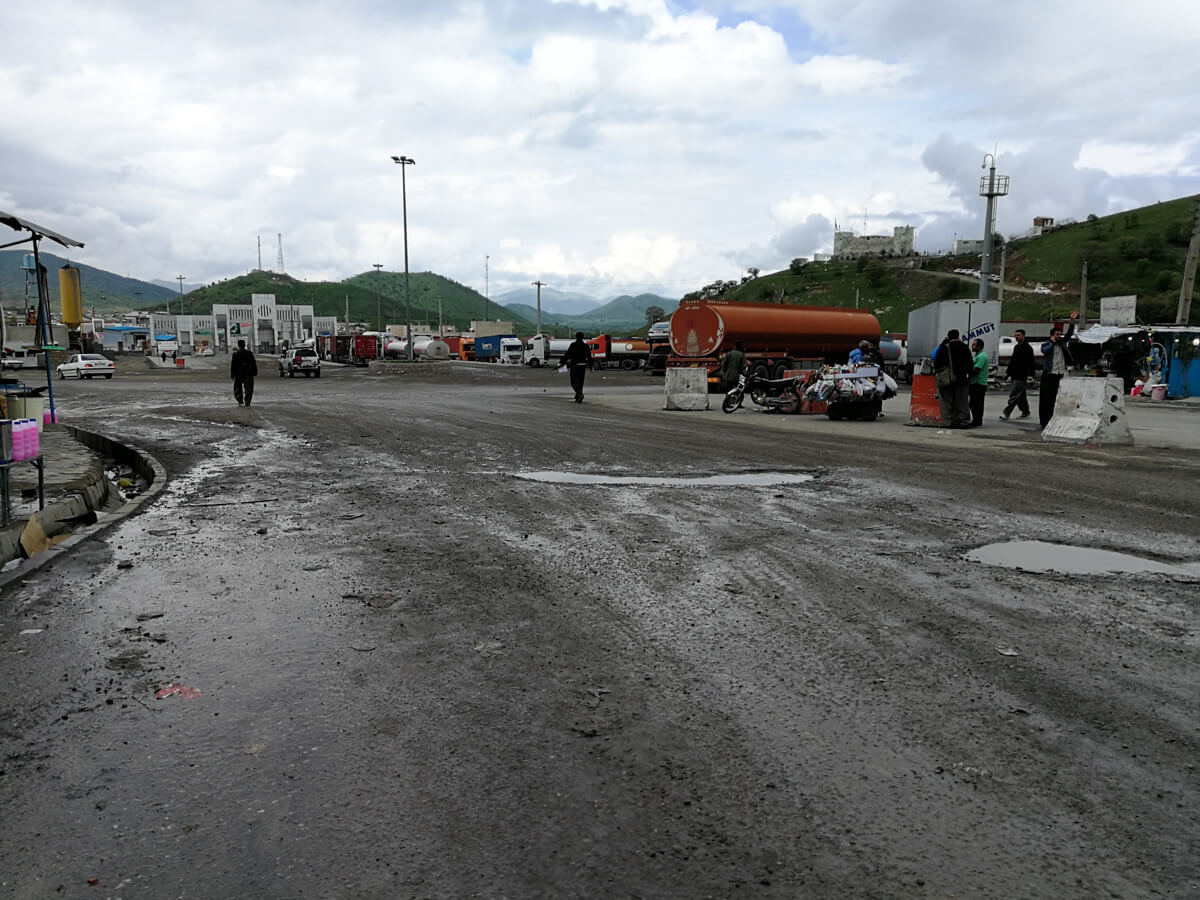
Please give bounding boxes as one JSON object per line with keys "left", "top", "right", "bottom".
{"left": 276, "top": 233, "right": 285, "bottom": 274}
{"left": 978, "top": 153, "right": 1009, "bottom": 300}
{"left": 257, "top": 235, "right": 262, "bottom": 271}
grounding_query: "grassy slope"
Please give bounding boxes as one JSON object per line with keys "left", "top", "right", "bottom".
{"left": 717, "top": 194, "right": 1198, "bottom": 332}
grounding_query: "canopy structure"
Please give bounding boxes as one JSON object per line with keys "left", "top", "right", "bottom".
{"left": 154, "top": 334, "right": 177, "bottom": 341}
{"left": 0, "top": 210, "right": 85, "bottom": 419}
{"left": 1076, "top": 326, "right": 1144, "bottom": 345}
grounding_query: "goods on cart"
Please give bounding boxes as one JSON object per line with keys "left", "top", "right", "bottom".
{"left": 802, "top": 364, "right": 898, "bottom": 421}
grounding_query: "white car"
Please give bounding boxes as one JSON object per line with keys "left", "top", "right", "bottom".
{"left": 197, "top": 347, "right": 215, "bottom": 357}
{"left": 56, "top": 353, "right": 115, "bottom": 379}
{"left": 1033, "top": 285, "right": 1053, "bottom": 295}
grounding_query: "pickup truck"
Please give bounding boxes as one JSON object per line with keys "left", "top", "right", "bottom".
{"left": 278, "top": 346, "right": 322, "bottom": 377}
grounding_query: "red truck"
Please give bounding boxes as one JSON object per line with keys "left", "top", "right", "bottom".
{"left": 668, "top": 300, "right": 880, "bottom": 387}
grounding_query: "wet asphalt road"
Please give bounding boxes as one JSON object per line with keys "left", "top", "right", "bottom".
{"left": 1, "top": 358, "right": 1198, "bottom": 899}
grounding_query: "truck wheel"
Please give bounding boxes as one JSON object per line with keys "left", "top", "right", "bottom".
{"left": 315, "top": 370, "right": 321, "bottom": 378}
{"left": 772, "top": 360, "right": 792, "bottom": 380}
{"left": 827, "top": 405, "right": 845, "bottom": 421}
{"left": 619, "top": 358, "right": 636, "bottom": 371}
{"left": 529, "top": 358, "right": 541, "bottom": 367}
{"left": 750, "top": 362, "right": 770, "bottom": 381}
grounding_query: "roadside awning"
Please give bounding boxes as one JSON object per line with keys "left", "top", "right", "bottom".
{"left": 1076, "top": 326, "right": 1143, "bottom": 344}
{"left": 154, "top": 334, "right": 176, "bottom": 341}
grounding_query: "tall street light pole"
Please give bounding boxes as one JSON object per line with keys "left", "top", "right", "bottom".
{"left": 176, "top": 275, "right": 185, "bottom": 318}
{"left": 391, "top": 155, "right": 415, "bottom": 360}
{"left": 532, "top": 280, "right": 546, "bottom": 335}
{"left": 372, "top": 263, "right": 384, "bottom": 333}
{"left": 484, "top": 255, "right": 489, "bottom": 323}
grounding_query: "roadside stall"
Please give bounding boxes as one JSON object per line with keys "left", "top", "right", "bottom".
{"left": 802, "top": 364, "right": 898, "bottom": 421}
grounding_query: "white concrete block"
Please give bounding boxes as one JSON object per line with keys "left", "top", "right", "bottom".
{"left": 1042, "top": 376, "right": 1133, "bottom": 445}
{"left": 664, "top": 368, "right": 710, "bottom": 410}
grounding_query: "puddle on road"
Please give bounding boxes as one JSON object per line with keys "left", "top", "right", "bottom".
{"left": 513, "top": 470, "right": 815, "bottom": 487}
{"left": 967, "top": 540, "right": 1200, "bottom": 578}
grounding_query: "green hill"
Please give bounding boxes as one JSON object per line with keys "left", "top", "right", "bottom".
{"left": 702, "top": 194, "right": 1199, "bottom": 332}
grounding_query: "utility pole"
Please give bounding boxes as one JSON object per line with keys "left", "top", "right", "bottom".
{"left": 1176, "top": 200, "right": 1200, "bottom": 324}
{"left": 372, "top": 263, "right": 384, "bottom": 333}
{"left": 176, "top": 275, "right": 185, "bottom": 317}
{"left": 998, "top": 246, "right": 1007, "bottom": 302}
{"left": 390, "top": 155, "right": 416, "bottom": 360}
{"left": 1080, "top": 261, "right": 1088, "bottom": 326}
{"left": 532, "top": 280, "right": 547, "bottom": 334}
{"left": 484, "top": 255, "right": 489, "bottom": 323}
{"left": 345, "top": 294, "right": 350, "bottom": 331}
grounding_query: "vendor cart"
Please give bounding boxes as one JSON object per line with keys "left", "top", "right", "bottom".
{"left": 802, "top": 364, "right": 896, "bottom": 421}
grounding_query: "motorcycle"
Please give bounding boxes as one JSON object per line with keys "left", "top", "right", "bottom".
{"left": 721, "top": 366, "right": 802, "bottom": 414}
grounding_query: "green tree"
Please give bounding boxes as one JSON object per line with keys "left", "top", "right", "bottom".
{"left": 644, "top": 305, "right": 665, "bottom": 326}
{"left": 789, "top": 258, "right": 806, "bottom": 274}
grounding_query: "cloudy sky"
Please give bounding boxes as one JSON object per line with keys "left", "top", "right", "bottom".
{"left": 3, "top": 0, "right": 1198, "bottom": 301}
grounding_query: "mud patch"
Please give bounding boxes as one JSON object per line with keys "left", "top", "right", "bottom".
{"left": 966, "top": 540, "right": 1200, "bottom": 578}
{"left": 513, "top": 470, "right": 816, "bottom": 487}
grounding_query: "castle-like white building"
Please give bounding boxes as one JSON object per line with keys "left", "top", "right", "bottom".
{"left": 832, "top": 225, "right": 916, "bottom": 258}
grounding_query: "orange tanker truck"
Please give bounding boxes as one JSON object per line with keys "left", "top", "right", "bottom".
{"left": 668, "top": 299, "right": 881, "bottom": 388}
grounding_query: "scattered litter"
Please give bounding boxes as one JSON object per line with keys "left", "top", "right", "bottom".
{"left": 155, "top": 683, "right": 202, "bottom": 700}
{"left": 2, "top": 559, "right": 20, "bottom": 572}
{"left": 116, "top": 561, "right": 134, "bottom": 569}
{"left": 256, "top": 526, "right": 268, "bottom": 535}
{"left": 472, "top": 640, "right": 504, "bottom": 655}
{"left": 147, "top": 527, "right": 178, "bottom": 536}
{"left": 1008, "top": 707, "right": 1031, "bottom": 715}
{"left": 136, "top": 612, "right": 165, "bottom": 622}
{"left": 349, "top": 645, "right": 376, "bottom": 652}
{"left": 19, "top": 628, "right": 42, "bottom": 635}
{"left": 996, "top": 646, "right": 1020, "bottom": 657}
{"left": 340, "top": 513, "right": 365, "bottom": 520}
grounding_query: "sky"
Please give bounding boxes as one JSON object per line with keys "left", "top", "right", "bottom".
{"left": 2, "top": 0, "right": 1198, "bottom": 302}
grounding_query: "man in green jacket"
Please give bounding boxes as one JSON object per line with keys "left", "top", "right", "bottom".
{"left": 968, "top": 338, "right": 989, "bottom": 427}
{"left": 718, "top": 342, "right": 746, "bottom": 390}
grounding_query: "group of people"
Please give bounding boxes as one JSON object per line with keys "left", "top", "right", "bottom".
{"left": 934, "top": 310, "right": 1079, "bottom": 430}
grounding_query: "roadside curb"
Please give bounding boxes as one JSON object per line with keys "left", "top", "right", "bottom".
{"left": 0, "top": 426, "right": 167, "bottom": 592}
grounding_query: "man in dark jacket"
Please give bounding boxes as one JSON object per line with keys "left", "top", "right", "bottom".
{"left": 1039, "top": 310, "right": 1079, "bottom": 428}
{"left": 231, "top": 339, "right": 258, "bottom": 407}
{"left": 934, "top": 329, "right": 973, "bottom": 428}
{"left": 717, "top": 341, "right": 746, "bottom": 391}
{"left": 999, "top": 329, "right": 1035, "bottom": 420}
{"left": 561, "top": 332, "right": 593, "bottom": 403}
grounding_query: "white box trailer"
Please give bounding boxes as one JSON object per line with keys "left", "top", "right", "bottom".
{"left": 907, "top": 300, "right": 1002, "bottom": 364}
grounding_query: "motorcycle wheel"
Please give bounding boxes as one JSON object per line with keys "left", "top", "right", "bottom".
{"left": 721, "top": 392, "right": 743, "bottom": 413}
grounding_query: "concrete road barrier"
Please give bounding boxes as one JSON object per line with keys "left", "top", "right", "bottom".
{"left": 1042, "top": 376, "right": 1133, "bottom": 445}
{"left": 664, "top": 368, "right": 709, "bottom": 410}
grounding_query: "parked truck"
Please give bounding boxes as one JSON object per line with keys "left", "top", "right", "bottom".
{"left": 475, "top": 334, "right": 523, "bottom": 363}
{"left": 523, "top": 334, "right": 573, "bottom": 367}
{"left": 906, "top": 300, "right": 1001, "bottom": 365}
{"left": 588, "top": 334, "right": 650, "bottom": 370}
{"left": 668, "top": 300, "right": 881, "bottom": 388}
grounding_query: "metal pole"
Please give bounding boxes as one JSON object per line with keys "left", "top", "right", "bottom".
{"left": 1080, "top": 261, "right": 1088, "bottom": 326}
{"left": 979, "top": 164, "right": 995, "bottom": 301}
{"left": 485, "top": 255, "right": 489, "bottom": 322}
{"left": 372, "top": 263, "right": 383, "bottom": 333}
{"left": 176, "top": 275, "right": 185, "bottom": 317}
{"left": 391, "top": 155, "right": 416, "bottom": 357}
{"left": 31, "top": 236, "right": 57, "bottom": 420}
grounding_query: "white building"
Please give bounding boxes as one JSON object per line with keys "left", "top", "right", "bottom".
{"left": 953, "top": 238, "right": 986, "bottom": 255}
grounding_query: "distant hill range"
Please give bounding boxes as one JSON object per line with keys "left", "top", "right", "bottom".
{"left": 0, "top": 249, "right": 176, "bottom": 316}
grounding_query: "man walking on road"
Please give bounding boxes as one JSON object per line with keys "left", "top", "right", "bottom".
{"left": 999, "top": 329, "right": 1034, "bottom": 420}
{"left": 1039, "top": 310, "right": 1079, "bottom": 428}
{"left": 231, "top": 339, "right": 258, "bottom": 407}
{"left": 561, "top": 332, "right": 593, "bottom": 403}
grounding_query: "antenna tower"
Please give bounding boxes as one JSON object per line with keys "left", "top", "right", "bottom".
{"left": 276, "top": 233, "right": 285, "bottom": 273}
{"left": 257, "top": 236, "right": 262, "bottom": 271}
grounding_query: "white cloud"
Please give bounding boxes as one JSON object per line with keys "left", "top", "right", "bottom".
{"left": 1, "top": 0, "right": 1197, "bottom": 301}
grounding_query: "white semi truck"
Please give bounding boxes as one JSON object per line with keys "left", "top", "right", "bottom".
{"left": 522, "top": 334, "right": 572, "bottom": 367}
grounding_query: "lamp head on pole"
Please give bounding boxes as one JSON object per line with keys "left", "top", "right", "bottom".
{"left": 391, "top": 155, "right": 415, "bottom": 166}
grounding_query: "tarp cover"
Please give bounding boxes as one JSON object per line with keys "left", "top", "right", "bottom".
{"left": 1076, "top": 326, "right": 1143, "bottom": 345}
